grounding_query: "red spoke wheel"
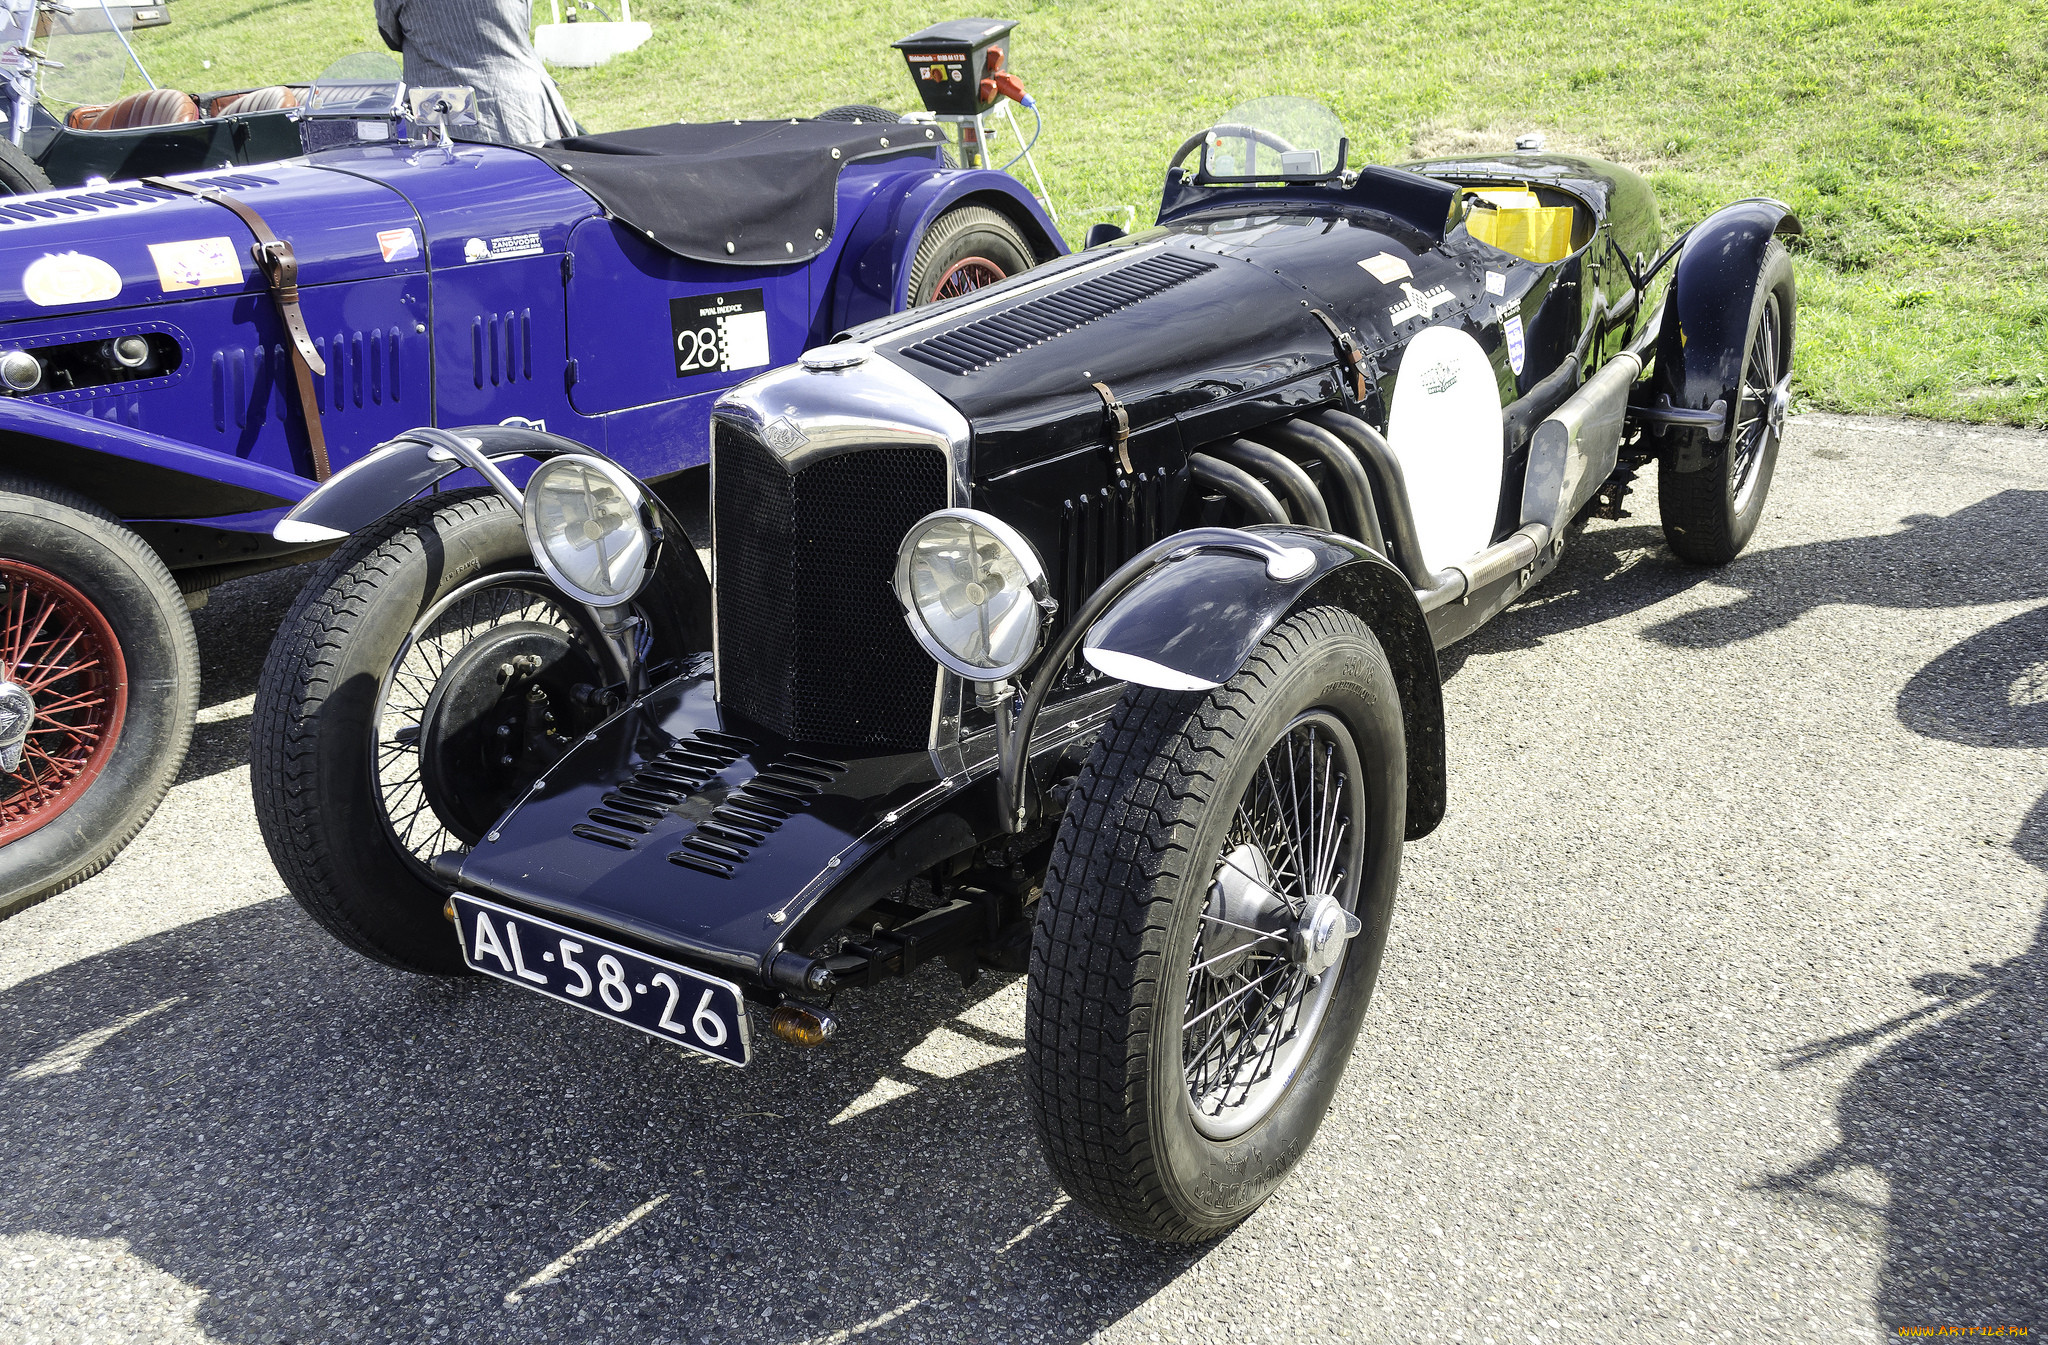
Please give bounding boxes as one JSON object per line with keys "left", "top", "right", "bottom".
{"left": 0, "top": 559, "right": 129, "bottom": 844}
{"left": 905, "top": 204, "right": 1036, "bottom": 309}
{"left": 0, "top": 477, "right": 194, "bottom": 917}
{"left": 927, "top": 255, "right": 1008, "bottom": 303}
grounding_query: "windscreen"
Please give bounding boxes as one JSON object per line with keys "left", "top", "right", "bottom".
{"left": 1198, "top": 97, "right": 1346, "bottom": 181}
{"left": 34, "top": 2, "right": 155, "bottom": 112}
{"left": 306, "top": 51, "right": 403, "bottom": 115}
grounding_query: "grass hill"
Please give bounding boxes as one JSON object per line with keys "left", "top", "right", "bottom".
{"left": 128, "top": 0, "right": 2048, "bottom": 425}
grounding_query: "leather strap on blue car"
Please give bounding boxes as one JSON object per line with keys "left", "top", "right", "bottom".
{"left": 142, "top": 176, "right": 334, "bottom": 481}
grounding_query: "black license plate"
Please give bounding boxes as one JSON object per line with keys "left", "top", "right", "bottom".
{"left": 452, "top": 894, "right": 750, "bottom": 1066}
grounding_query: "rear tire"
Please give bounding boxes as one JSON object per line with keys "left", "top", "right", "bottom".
{"left": 1, "top": 477, "right": 196, "bottom": 916}
{"left": 1658, "top": 241, "right": 1795, "bottom": 565}
{"left": 814, "top": 104, "right": 899, "bottom": 124}
{"left": 905, "top": 204, "right": 1034, "bottom": 307}
{"left": 1025, "top": 606, "right": 1406, "bottom": 1242}
{"left": 0, "top": 140, "right": 52, "bottom": 196}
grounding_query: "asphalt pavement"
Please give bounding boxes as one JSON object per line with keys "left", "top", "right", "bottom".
{"left": 3, "top": 412, "right": 2045, "bottom": 1344}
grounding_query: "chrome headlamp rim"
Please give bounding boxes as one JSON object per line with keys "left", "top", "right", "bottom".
{"left": 892, "top": 507, "right": 1049, "bottom": 683}
{"left": 519, "top": 453, "right": 655, "bottom": 610}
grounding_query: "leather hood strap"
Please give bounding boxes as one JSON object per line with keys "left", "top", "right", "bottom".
{"left": 143, "top": 176, "right": 333, "bottom": 481}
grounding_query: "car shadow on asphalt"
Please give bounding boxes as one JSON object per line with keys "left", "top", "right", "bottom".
{"left": 1435, "top": 515, "right": 1718, "bottom": 678}
{"left": 1641, "top": 490, "right": 2048, "bottom": 651}
{"left": 0, "top": 898, "right": 1196, "bottom": 1343}
{"left": 1441, "top": 488, "right": 2048, "bottom": 680}
{"left": 1756, "top": 603, "right": 2048, "bottom": 1328}
{"left": 173, "top": 566, "right": 313, "bottom": 788}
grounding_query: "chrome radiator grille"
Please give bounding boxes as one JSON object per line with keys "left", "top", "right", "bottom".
{"left": 712, "top": 426, "right": 948, "bottom": 750}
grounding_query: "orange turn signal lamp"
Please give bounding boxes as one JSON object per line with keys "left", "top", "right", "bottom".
{"left": 770, "top": 1002, "right": 839, "bottom": 1048}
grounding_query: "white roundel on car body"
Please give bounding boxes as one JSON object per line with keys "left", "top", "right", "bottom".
{"left": 1384, "top": 324, "right": 1504, "bottom": 575}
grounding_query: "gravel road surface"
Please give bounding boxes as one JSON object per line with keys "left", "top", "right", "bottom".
{"left": 3, "top": 413, "right": 2044, "bottom": 1344}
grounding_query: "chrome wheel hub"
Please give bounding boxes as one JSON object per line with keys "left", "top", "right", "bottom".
{"left": 0, "top": 679, "right": 30, "bottom": 773}
{"left": 1183, "top": 710, "right": 1365, "bottom": 1139}
{"left": 1204, "top": 848, "right": 1362, "bottom": 983}
{"left": 1292, "top": 890, "right": 1363, "bottom": 978}
{"left": 1766, "top": 376, "right": 1791, "bottom": 439}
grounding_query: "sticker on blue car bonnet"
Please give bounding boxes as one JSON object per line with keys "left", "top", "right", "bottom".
{"left": 22, "top": 252, "right": 121, "bottom": 306}
{"left": 148, "top": 238, "right": 242, "bottom": 292}
{"left": 671, "top": 289, "right": 769, "bottom": 377}
{"left": 376, "top": 228, "right": 419, "bottom": 263}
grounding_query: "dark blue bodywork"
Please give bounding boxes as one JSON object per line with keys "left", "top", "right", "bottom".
{"left": 0, "top": 139, "right": 1063, "bottom": 575}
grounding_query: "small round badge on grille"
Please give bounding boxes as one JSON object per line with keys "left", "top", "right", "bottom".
{"left": 799, "top": 343, "right": 871, "bottom": 371}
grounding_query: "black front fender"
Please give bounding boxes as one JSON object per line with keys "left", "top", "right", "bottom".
{"left": 1081, "top": 527, "right": 1446, "bottom": 839}
{"left": 275, "top": 422, "right": 713, "bottom": 655}
{"left": 271, "top": 423, "right": 601, "bottom": 543}
{"left": 1653, "top": 198, "right": 1800, "bottom": 469}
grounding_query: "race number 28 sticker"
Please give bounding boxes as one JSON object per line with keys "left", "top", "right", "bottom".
{"left": 670, "top": 289, "right": 769, "bottom": 377}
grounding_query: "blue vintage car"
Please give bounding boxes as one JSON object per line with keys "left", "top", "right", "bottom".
{"left": 0, "top": 90, "right": 1063, "bottom": 911}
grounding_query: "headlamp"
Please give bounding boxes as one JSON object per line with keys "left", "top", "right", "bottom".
{"left": 521, "top": 455, "right": 655, "bottom": 608}
{"left": 893, "top": 509, "right": 1048, "bottom": 682}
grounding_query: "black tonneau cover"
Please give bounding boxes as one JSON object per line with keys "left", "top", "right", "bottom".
{"left": 521, "top": 120, "right": 944, "bottom": 265}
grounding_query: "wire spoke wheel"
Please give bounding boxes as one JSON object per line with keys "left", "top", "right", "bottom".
{"left": 1181, "top": 709, "right": 1362, "bottom": 1139}
{"left": 1028, "top": 606, "right": 1403, "bottom": 1241}
{"left": 1729, "top": 292, "right": 1787, "bottom": 516}
{"left": 905, "top": 205, "right": 1034, "bottom": 309}
{"left": 0, "top": 559, "right": 127, "bottom": 846}
{"left": 928, "top": 255, "right": 1008, "bottom": 302}
{"left": 1655, "top": 239, "right": 1794, "bottom": 567}
{"left": 371, "top": 572, "right": 588, "bottom": 874}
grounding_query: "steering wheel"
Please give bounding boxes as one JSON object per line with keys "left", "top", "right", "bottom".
{"left": 1167, "top": 123, "right": 1300, "bottom": 175}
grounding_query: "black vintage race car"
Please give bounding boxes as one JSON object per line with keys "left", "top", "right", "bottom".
{"left": 252, "top": 98, "right": 1797, "bottom": 1242}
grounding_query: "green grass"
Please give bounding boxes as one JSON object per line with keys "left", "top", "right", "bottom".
{"left": 125, "top": 0, "right": 2048, "bottom": 425}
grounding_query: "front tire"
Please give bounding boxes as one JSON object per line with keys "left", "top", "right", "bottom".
{"left": 1658, "top": 241, "right": 1795, "bottom": 565}
{"left": 1, "top": 477, "right": 197, "bottom": 916}
{"left": 1025, "top": 606, "right": 1406, "bottom": 1241}
{"left": 0, "top": 140, "right": 52, "bottom": 196}
{"left": 254, "top": 491, "right": 703, "bottom": 974}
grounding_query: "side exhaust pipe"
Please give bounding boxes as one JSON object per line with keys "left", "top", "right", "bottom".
{"left": 1252, "top": 419, "right": 1387, "bottom": 558}
{"left": 1311, "top": 343, "right": 1641, "bottom": 611}
{"left": 1522, "top": 350, "right": 1642, "bottom": 536}
{"left": 1189, "top": 452, "right": 1288, "bottom": 525}
{"left": 1191, "top": 346, "right": 1648, "bottom": 614}
{"left": 1210, "top": 438, "right": 1331, "bottom": 531}
{"left": 1308, "top": 409, "right": 1462, "bottom": 605}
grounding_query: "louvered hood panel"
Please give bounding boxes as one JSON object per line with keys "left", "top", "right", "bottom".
{"left": 859, "top": 235, "right": 1338, "bottom": 480}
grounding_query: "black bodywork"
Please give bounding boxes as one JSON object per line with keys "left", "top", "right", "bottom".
{"left": 409, "top": 147, "right": 1795, "bottom": 1011}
